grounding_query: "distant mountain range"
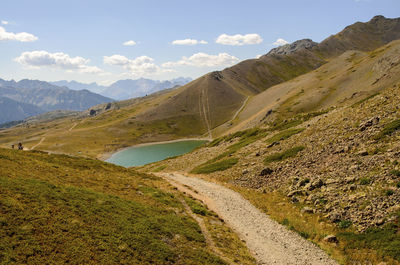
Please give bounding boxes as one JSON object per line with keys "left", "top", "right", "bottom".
{"left": 0, "top": 78, "right": 112, "bottom": 124}
{"left": 52, "top": 77, "right": 192, "bottom": 100}
{"left": 0, "top": 96, "right": 43, "bottom": 124}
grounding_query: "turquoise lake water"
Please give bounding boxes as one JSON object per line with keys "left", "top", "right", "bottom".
{"left": 106, "top": 140, "right": 207, "bottom": 167}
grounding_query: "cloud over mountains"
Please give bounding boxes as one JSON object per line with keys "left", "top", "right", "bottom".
{"left": 162, "top": 52, "right": 239, "bottom": 68}
{"left": 15, "top": 50, "right": 103, "bottom": 74}
{"left": 216, "top": 33, "right": 262, "bottom": 46}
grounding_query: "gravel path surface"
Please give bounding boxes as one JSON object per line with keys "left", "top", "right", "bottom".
{"left": 159, "top": 172, "right": 338, "bottom": 265}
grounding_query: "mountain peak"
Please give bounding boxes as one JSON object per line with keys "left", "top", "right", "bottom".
{"left": 267, "top": 39, "right": 318, "bottom": 56}
{"left": 371, "top": 15, "right": 386, "bottom": 21}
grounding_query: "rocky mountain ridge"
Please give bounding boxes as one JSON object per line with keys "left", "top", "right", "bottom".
{"left": 267, "top": 39, "right": 318, "bottom": 56}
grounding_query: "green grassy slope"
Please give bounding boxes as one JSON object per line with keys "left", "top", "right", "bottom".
{"left": 0, "top": 148, "right": 228, "bottom": 264}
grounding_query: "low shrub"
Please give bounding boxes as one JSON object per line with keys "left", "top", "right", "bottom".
{"left": 265, "top": 128, "right": 305, "bottom": 144}
{"left": 375, "top": 119, "right": 400, "bottom": 140}
{"left": 359, "top": 177, "right": 371, "bottom": 185}
{"left": 385, "top": 190, "right": 394, "bottom": 196}
{"left": 339, "top": 220, "right": 352, "bottom": 229}
{"left": 264, "top": 146, "right": 305, "bottom": 164}
{"left": 390, "top": 170, "right": 400, "bottom": 177}
{"left": 338, "top": 222, "right": 400, "bottom": 262}
{"left": 191, "top": 158, "right": 238, "bottom": 174}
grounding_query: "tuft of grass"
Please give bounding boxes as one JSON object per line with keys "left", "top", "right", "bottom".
{"left": 270, "top": 119, "right": 303, "bottom": 131}
{"left": 266, "top": 128, "right": 305, "bottom": 144}
{"left": 264, "top": 146, "right": 305, "bottom": 165}
{"left": 338, "top": 222, "right": 400, "bottom": 262}
{"left": 185, "top": 197, "right": 216, "bottom": 217}
{"left": 299, "top": 231, "right": 310, "bottom": 239}
{"left": 390, "top": 170, "right": 400, "bottom": 177}
{"left": 191, "top": 158, "right": 238, "bottom": 174}
{"left": 208, "top": 128, "right": 266, "bottom": 147}
{"left": 201, "top": 128, "right": 269, "bottom": 167}
{"left": 208, "top": 137, "right": 226, "bottom": 147}
{"left": 385, "top": 190, "right": 394, "bottom": 196}
{"left": 339, "top": 220, "right": 352, "bottom": 229}
{"left": 152, "top": 165, "right": 167, "bottom": 172}
{"left": 269, "top": 110, "right": 328, "bottom": 131}
{"left": 351, "top": 92, "right": 380, "bottom": 107}
{"left": 226, "top": 129, "right": 268, "bottom": 154}
{"left": 359, "top": 177, "right": 371, "bottom": 185}
{"left": 375, "top": 119, "right": 400, "bottom": 140}
{"left": 281, "top": 218, "right": 290, "bottom": 226}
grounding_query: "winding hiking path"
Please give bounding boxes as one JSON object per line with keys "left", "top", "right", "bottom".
{"left": 228, "top": 96, "right": 250, "bottom": 124}
{"left": 30, "top": 137, "right": 45, "bottom": 150}
{"left": 157, "top": 172, "right": 338, "bottom": 265}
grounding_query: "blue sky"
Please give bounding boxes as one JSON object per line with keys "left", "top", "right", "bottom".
{"left": 0, "top": 0, "right": 399, "bottom": 85}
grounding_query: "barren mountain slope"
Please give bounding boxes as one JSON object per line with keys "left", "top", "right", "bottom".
{"left": 224, "top": 40, "right": 400, "bottom": 133}
{"left": 135, "top": 16, "right": 400, "bottom": 137}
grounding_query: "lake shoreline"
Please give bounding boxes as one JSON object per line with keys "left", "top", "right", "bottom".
{"left": 100, "top": 137, "right": 211, "bottom": 162}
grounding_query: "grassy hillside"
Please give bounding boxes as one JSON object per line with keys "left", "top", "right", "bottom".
{"left": 0, "top": 148, "right": 255, "bottom": 264}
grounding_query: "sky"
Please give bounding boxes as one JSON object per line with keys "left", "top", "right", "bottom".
{"left": 0, "top": 0, "right": 399, "bottom": 85}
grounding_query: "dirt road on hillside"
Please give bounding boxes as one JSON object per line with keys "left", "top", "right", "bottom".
{"left": 157, "top": 172, "right": 338, "bottom": 265}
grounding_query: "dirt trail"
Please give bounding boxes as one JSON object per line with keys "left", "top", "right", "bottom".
{"left": 68, "top": 122, "right": 78, "bottom": 131}
{"left": 229, "top": 96, "right": 249, "bottom": 124}
{"left": 158, "top": 172, "right": 338, "bottom": 265}
{"left": 30, "top": 137, "right": 45, "bottom": 150}
{"left": 199, "top": 87, "right": 212, "bottom": 139}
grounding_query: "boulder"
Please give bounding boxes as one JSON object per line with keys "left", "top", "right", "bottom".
{"left": 287, "top": 190, "right": 304, "bottom": 197}
{"left": 324, "top": 235, "right": 338, "bottom": 243}
{"left": 359, "top": 117, "right": 380, "bottom": 131}
{"left": 260, "top": 167, "right": 273, "bottom": 176}
{"left": 301, "top": 207, "right": 314, "bottom": 214}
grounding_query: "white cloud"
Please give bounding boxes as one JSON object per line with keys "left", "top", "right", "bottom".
{"left": 123, "top": 40, "right": 136, "bottom": 46}
{"left": 0, "top": 26, "right": 38, "bottom": 42}
{"left": 216, "top": 33, "right": 262, "bottom": 46}
{"left": 1, "top": 20, "right": 9, "bottom": 25}
{"left": 15, "top": 50, "right": 104, "bottom": 74}
{"left": 104, "top": 54, "right": 162, "bottom": 76}
{"left": 172, "top": 39, "right": 208, "bottom": 45}
{"left": 162, "top": 52, "right": 239, "bottom": 68}
{"left": 255, "top": 54, "right": 262, "bottom": 59}
{"left": 273, "top": 38, "right": 289, "bottom": 46}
